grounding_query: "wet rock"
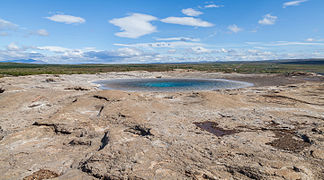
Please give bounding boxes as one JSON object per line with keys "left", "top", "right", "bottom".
{"left": 311, "top": 127, "right": 323, "bottom": 134}
{"left": 96, "top": 105, "right": 104, "bottom": 117}
{"left": 45, "top": 78, "right": 56, "bottom": 83}
{"left": 23, "top": 169, "right": 59, "bottom": 180}
{"left": 0, "top": 126, "right": 5, "bottom": 141}
{"left": 79, "top": 154, "right": 112, "bottom": 179}
{"left": 194, "top": 121, "right": 238, "bottom": 136}
{"left": 65, "top": 87, "right": 90, "bottom": 91}
{"left": 93, "top": 95, "right": 109, "bottom": 101}
{"left": 98, "top": 131, "right": 109, "bottom": 151}
{"left": 125, "top": 125, "right": 153, "bottom": 136}
{"left": 69, "top": 139, "right": 92, "bottom": 146}
{"left": 28, "top": 103, "right": 42, "bottom": 108}
{"left": 33, "top": 122, "right": 72, "bottom": 135}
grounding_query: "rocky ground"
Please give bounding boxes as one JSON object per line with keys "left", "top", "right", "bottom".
{"left": 0, "top": 71, "right": 323, "bottom": 180}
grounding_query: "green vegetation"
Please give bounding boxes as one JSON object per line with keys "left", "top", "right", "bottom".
{"left": 0, "top": 61, "right": 324, "bottom": 77}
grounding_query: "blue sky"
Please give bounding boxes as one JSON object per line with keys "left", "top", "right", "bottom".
{"left": 0, "top": 0, "right": 324, "bottom": 64}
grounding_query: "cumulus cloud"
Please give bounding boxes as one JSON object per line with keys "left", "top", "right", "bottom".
{"left": 37, "top": 46, "right": 71, "bottom": 53}
{"left": 82, "top": 47, "right": 161, "bottom": 63}
{"left": 269, "top": 41, "right": 324, "bottom": 46}
{"left": 258, "top": 14, "right": 277, "bottom": 25}
{"left": 0, "top": 18, "right": 18, "bottom": 30}
{"left": 9, "top": 45, "right": 161, "bottom": 64}
{"left": 245, "top": 40, "right": 324, "bottom": 46}
{"left": 85, "top": 48, "right": 147, "bottom": 60}
{"left": 181, "top": 8, "right": 203, "bottom": 16}
{"left": 283, "top": 0, "right": 308, "bottom": 8}
{"left": 204, "top": 4, "right": 222, "bottom": 8}
{"left": 0, "top": 32, "right": 8, "bottom": 36}
{"left": 109, "top": 13, "right": 158, "bottom": 39}
{"left": 161, "top": 17, "right": 213, "bottom": 27}
{"left": 155, "top": 37, "right": 200, "bottom": 42}
{"left": 305, "top": 38, "right": 324, "bottom": 42}
{"left": 189, "top": 46, "right": 213, "bottom": 54}
{"left": 36, "top": 29, "right": 49, "bottom": 36}
{"left": 46, "top": 14, "right": 86, "bottom": 24}
{"left": 228, "top": 24, "right": 242, "bottom": 33}
{"left": 114, "top": 41, "right": 203, "bottom": 49}
{"left": 7, "top": 42, "right": 20, "bottom": 51}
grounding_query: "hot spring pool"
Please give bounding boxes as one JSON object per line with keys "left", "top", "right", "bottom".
{"left": 95, "top": 78, "right": 253, "bottom": 92}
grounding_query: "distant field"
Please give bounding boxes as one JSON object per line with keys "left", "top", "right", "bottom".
{"left": 0, "top": 61, "right": 324, "bottom": 77}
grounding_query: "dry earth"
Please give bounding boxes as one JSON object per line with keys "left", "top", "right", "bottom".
{"left": 0, "top": 71, "right": 323, "bottom": 180}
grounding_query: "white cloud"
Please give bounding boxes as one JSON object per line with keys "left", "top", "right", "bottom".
{"left": 155, "top": 37, "right": 200, "bottom": 42}
{"left": 204, "top": 4, "right": 222, "bottom": 8}
{"left": 246, "top": 41, "right": 324, "bottom": 46}
{"left": 228, "top": 24, "right": 242, "bottom": 33}
{"left": 46, "top": 14, "right": 85, "bottom": 24}
{"left": 114, "top": 41, "right": 203, "bottom": 49}
{"left": 161, "top": 17, "right": 213, "bottom": 27}
{"left": 258, "top": 14, "right": 277, "bottom": 25}
{"left": 109, "top": 13, "right": 158, "bottom": 38}
{"left": 0, "top": 32, "right": 8, "bottom": 36}
{"left": 33, "top": 45, "right": 161, "bottom": 64}
{"left": 270, "top": 41, "right": 324, "bottom": 46}
{"left": 37, "top": 46, "right": 71, "bottom": 53}
{"left": 0, "top": 18, "right": 18, "bottom": 30}
{"left": 7, "top": 42, "right": 19, "bottom": 51}
{"left": 168, "top": 49, "right": 177, "bottom": 53}
{"left": 306, "top": 38, "right": 315, "bottom": 42}
{"left": 1, "top": 42, "right": 324, "bottom": 64}
{"left": 283, "top": 0, "right": 308, "bottom": 8}
{"left": 36, "top": 29, "right": 49, "bottom": 36}
{"left": 190, "top": 46, "right": 212, "bottom": 54}
{"left": 305, "top": 38, "right": 324, "bottom": 42}
{"left": 182, "top": 8, "right": 203, "bottom": 16}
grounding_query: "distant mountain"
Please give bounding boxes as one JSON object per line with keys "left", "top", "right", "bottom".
{"left": 0, "top": 59, "right": 47, "bottom": 64}
{"left": 274, "top": 59, "right": 324, "bottom": 65}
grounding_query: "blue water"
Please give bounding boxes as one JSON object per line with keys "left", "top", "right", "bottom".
{"left": 96, "top": 78, "right": 253, "bottom": 92}
{"left": 139, "top": 81, "right": 211, "bottom": 88}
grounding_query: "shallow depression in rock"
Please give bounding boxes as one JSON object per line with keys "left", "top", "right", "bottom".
{"left": 95, "top": 78, "right": 253, "bottom": 92}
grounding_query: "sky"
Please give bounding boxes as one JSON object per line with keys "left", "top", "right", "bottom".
{"left": 0, "top": 0, "right": 324, "bottom": 64}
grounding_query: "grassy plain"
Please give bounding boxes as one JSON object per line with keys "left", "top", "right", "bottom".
{"left": 0, "top": 61, "right": 324, "bottom": 77}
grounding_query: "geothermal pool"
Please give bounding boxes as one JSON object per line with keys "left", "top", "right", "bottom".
{"left": 96, "top": 78, "right": 253, "bottom": 92}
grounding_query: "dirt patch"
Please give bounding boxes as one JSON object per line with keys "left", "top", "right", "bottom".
{"left": 226, "top": 75, "right": 304, "bottom": 87}
{"left": 266, "top": 130, "right": 311, "bottom": 152}
{"left": 23, "top": 169, "right": 59, "bottom": 180}
{"left": 194, "top": 121, "right": 238, "bottom": 136}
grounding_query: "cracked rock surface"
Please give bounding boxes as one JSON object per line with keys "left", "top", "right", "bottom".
{"left": 0, "top": 72, "right": 323, "bottom": 180}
